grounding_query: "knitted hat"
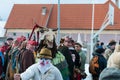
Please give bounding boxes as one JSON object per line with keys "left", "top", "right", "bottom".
{"left": 27, "top": 40, "right": 36, "bottom": 46}
{"left": 39, "top": 48, "right": 52, "bottom": 59}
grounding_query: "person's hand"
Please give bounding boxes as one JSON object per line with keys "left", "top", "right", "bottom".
{"left": 14, "top": 73, "right": 21, "bottom": 80}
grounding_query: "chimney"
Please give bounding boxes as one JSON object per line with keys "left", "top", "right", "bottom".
{"left": 115, "top": 0, "right": 119, "bottom": 8}
{"left": 41, "top": 7, "right": 47, "bottom": 15}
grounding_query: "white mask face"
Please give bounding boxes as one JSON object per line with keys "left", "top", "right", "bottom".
{"left": 38, "top": 58, "right": 52, "bottom": 74}
{"left": 39, "top": 58, "right": 51, "bottom": 66}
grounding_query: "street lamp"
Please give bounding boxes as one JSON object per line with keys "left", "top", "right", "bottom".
{"left": 57, "top": 0, "right": 61, "bottom": 46}
{"left": 90, "top": 0, "right": 95, "bottom": 59}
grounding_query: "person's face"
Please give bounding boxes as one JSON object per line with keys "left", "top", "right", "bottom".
{"left": 111, "top": 44, "right": 116, "bottom": 50}
{"left": 74, "top": 45, "right": 81, "bottom": 52}
{"left": 63, "top": 38, "right": 71, "bottom": 47}
{"left": 39, "top": 58, "right": 51, "bottom": 66}
{"left": 26, "top": 44, "right": 35, "bottom": 51}
{"left": 7, "top": 40, "right": 13, "bottom": 46}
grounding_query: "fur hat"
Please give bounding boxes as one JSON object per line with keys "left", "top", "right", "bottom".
{"left": 95, "top": 48, "right": 105, "bottom": 54}
{"left": 39, "top": 48, "right": 52, "bottom": 59}
{"left": 108, "top": 40, "right": 116, "bottom": 46}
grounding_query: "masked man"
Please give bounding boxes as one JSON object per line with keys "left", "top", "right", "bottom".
{"left": 14, "top": 48, "right": 63, "bottom": 80}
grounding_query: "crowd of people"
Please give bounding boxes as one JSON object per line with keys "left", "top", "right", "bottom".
{"left": 89, "top": 39, "right": 120, "bottom": 80}
{"left": 0, "top": 35, "right": 87, "bottom": 80}
{"left": 0, "top": 34, "right": 119, "bottom": 80}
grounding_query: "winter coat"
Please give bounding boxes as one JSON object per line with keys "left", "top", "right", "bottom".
{"left": 100, "top": 45, "right": 120, "bottom": 80}
{"left": 96, "top": 53, "right": 107, "bottom": 75}
{"left": 107, "top": 45, "right": 120, "bottom": 69}
{"left": 19, "top": 49, "right": 35, "bottom": 73}
{"left": 104, "top": 48, "right": 113, "bottom": 60}
{"left": 69, "top": 47, "right": 81, "bottom": 68}
{"left": 0, "top": 52, "right": 5, "bottom": 80}
{"left": 0, "top": 57, "right": 3, "bottom": 77}
{"left": 58, "top": 46, "right": 74, "bottom": 79}
{"left": 78, "top": 50, "right": 86, "bottom": 72}
{"left": 52, "top": 51, "right": 69, "bottom": 80}
{"left": 90, "top": 53, "right": 107, "bottom": 80}
{"left": 20, "top": 63, "right": 63, "bottom": 80}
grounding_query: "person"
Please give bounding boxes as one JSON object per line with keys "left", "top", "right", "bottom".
{"left": 98, "top": 42, "right": 105, "bottom": 49}
{"left": 14, "top": 48, "right": 63, "bottom": 80}
{"left": 18, "top": 40, "right": 35, "bottom": 73}
{"left": 6, "top": 38, "right": 14, "bottom": 47}
{"left": 69, "top": 40, "right": 81, "bottom": 80}
{"left": 49, "top": 38, "right": 70, "bottom": 80}
{"left": 36, "top": 30, "right": 69, "bottom": 80}
{"left": 74, "top": 42, "right": 87, "bottom": 79}
{"left": 4, "top": 38, "right": 14, "bottom": 74}
{"left": 93, "top": 40, "right": 100, "bottom": 51}
{"left": 69, "top": 40, "right": 80, "bottom": 68}
{"left": 89, "top": 48, "right": 107, "bottom": 80}
{"left": 5, "top": 39, "right": 22, "bottom": 80}
{"left": 104, "top": 40, "right": 116, "bottom": 60}
{"left": 0, "top": 49, "right": 5, "bottom": 80}
{"left": 99, "top": 44, "right": 120, "bottom": 80}
{"left": 58, "top": 36, "right": 74, "bottom": 80}
{"left": 17, "top": 41, "right": 27, "bottom": 73}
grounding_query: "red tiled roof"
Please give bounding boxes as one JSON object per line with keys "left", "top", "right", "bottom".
{"left": 5, "top": 0, "right": 120, "bottom": 30}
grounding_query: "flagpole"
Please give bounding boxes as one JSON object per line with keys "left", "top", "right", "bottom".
{"left": 90, "top": 0, "right": 95, "bottom": 59}
{"left": 57, "top": 0, "right": 61, "bottom": 46}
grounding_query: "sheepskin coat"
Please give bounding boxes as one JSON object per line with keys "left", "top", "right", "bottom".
{"left": 107, "top": 45, "right": 120, "bottom": 68}
{"left": 20, "top": 62, "right": 63, "bottom": 80}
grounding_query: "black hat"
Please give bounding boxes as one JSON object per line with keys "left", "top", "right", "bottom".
{"left": 7, "top": 38, "right": 13, "bottom": 41}
{"left": 95, "top": 48, "right": 105, "bottom": 54}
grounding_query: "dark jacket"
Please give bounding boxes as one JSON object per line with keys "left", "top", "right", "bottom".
{"left": 95, "top": 53, "right": 107, "bottom": 75}
{"left": 69, "top": 47, "right": 81, "bottom": 68}
{"left": 19, "top": 49, "right": 35, "bottom": 73}
{"left": 58, "top": 46, "right": 74, "bottom": 79}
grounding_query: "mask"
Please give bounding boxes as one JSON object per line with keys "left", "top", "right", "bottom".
{"left": 38, "top": 58, "right": 52, "bottom": 74}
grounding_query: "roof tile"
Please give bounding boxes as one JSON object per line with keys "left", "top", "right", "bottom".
{"left": 5, "top": 1, "right": 120, "bottom": 30}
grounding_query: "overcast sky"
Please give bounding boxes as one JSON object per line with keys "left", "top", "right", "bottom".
{"left": 0, "top": 0, "right": 108, "bottom": 21}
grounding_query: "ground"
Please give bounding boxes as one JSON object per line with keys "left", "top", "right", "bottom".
{"left": 84, "top": 64, "right": 92, "bottom": 80}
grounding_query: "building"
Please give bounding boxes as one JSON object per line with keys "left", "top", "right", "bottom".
{"left": 5, "top": 0, "right": 120, "bottom": 45}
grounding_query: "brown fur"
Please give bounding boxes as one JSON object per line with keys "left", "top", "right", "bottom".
{"left": 6, "top": 61, "right": 16, "bottom": 80}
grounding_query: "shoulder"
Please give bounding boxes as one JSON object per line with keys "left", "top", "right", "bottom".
{"left": 26, "top": 63, "right": 38, "bottom": 70}
{"left": 50, "top": 65, "right": 61, "bottom": 73}
{"left": 80, "top": 51, "right": 86, "bottom": 56}
{"left": 20, "top": 63, "right": 38, "bottom": 79}
{"left": 55, "top": 51, "right": 65, "bottom": 59}
{"left": 59, "top": 46, "right": 68, "bottom": 51}
{"left": 105, "top": 48, "right": 112, "bottom": 53}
